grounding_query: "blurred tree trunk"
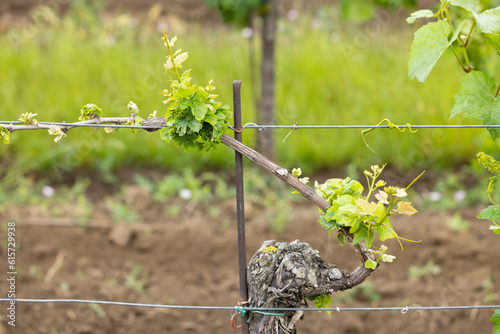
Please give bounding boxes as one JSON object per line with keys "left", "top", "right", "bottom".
{"left": 257, "top": 1, "right": 277, "bottom": 161}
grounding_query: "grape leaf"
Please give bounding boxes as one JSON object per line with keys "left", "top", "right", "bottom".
{"left": 451, "top": 1, "right": 500, "bottom": 34}
{"left": 308, "top": 294, "right": 333, "bottom": 314}
{"left": 491, "top": 309, "right": 500, "bottom": 334}
{"left": 397, "top": 201, "right": 418, "bottom": 215}
{"left": 490, "top": 225, "right": 500, "bottom": 234}
{"left": 337, "top": 232, "right": 346, "bottom": 246}
{"left": 365, "top": 259, "right": 377, "bottom": 270}
{"left": 485, "top": 33, "right": 500, "bottom": 54}
{"left": 450, "top": 71, "right": 500, "bottom": 139}
{"left": 476, "top": 7, "right": 500, "bottom": 34}
{"left": 477, "top": 205, "right": 500, "bottom": 222}
{"left": 450, "top": 0, "right": 479, "bottom": 14}
{"left": 374, "top": 222, "right": 397, "bottom": 241}
{"left": 409, "top": 20, "right": 465, "bottom": 83}
{"left": 406, "top": 9, "right": 434, "bottom": 24}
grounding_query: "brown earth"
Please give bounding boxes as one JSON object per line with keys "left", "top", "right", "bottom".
{"left": 0, "top": 171, "right": 499, "bottom": 334}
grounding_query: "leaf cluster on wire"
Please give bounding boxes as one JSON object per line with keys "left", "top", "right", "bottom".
{"left": 158, "top": 31, "right": 231, "bottom": 152}
{"left": 292, "top": 164, "right": 423, "bottom": 270}
{"left": 407, "top": 0, "right": 500, "bottom": 140}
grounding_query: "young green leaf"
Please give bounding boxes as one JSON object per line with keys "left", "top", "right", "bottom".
{"left": 491, "top": 309, "right": 500, "bottom": 334}
{"left": 79, "top": 103, "right": 103, "bottom": 121}
{"left": 409, "top": 20, "right": 465, "bottom": 83}
{"left": 337, "top": 232, "right": 346, "bottom": 246}
{"left": 19, "top": 112, "right": 38, "bottom": 125}
{"left": 476, "top": 7, "right": 500, "bottom": 34}
{"left": 48, "top": 125, "right": 66, "bottom": 142}
{"left": 0, "top": 126, "right": 10, "bottom": 144}
{"left": 485, "top": 33, "right": 500, "bottom": 54}
{"left": 450, "top": 0, "right": 480, "bottom": 14}
{"left": 477, "top": 205, "right": 500, "bottom": 223}
{"left": 406, "top": 9, "right": 434, "bottom": 24}
{"left": 308, "top": 294, "right": 333, "bottom": 314}
{"left": 490, "top": 225, "right": 500, "bottom": 234}
{"left": 450, "top": 71, "right": 500, "bottom": 139}
{"left": 364, "top": 259, "right": 377, "bottom": 270}
{"left": 397, "top": 201, "right": 418, "bottom": 215}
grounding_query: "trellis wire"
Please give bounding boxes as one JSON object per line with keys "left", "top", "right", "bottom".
{"left": 0, "top": 299, "right": 498, "bottom": 313}
{"left": 2, "top": 117, "right": 499, "bottom": 325}
{"left": 231, "top": 123, "right": 500, "bottom": 130}
{"left": 3, "top": 120, "right": 500, "bottom": 131}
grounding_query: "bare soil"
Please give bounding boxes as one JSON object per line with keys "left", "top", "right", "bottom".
{"left": 0, "top": 173, "right": 499, "bottom": 334}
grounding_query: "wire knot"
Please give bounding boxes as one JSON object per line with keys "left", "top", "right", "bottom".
{"left": 283, "top": 122, "right": 298, "bottom": 142}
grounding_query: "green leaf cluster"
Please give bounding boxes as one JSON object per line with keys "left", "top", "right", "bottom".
{"left": 19, "top": 112, "right": 38, "bottom": 125}
{"left": 0, "top": 126, "right": 10, "bottom": 144}
{"left": 476, "top": 152, "right": 500, "bottom": 234}
{"left": 314, "top": 165, "right": 420, "bottom": 266}
{"left": 79, "top": 103, "right": 103, "bottom": 121}
{"left": 159, "top": 33, "right": 231, "bottom": 152}
{"left": 408, "top": 1, "right": 500, "bottom": 140}
{"left": 307, "top": 294, "right": 333, "bottom": 314}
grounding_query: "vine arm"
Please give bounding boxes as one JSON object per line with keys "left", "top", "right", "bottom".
{"left": 219, "top": 133, "right": 375, "bottom": 263}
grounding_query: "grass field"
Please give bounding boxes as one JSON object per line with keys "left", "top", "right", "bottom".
{"left": 0, "top": 4, "right": 498, "bottom": 178}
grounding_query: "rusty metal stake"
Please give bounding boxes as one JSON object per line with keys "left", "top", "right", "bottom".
{"left": 233, "top": 80, "right": 249, "bottom": 333}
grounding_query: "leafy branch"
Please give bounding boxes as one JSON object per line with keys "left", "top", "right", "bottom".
{"left": 302, "top": 164, "right": 423, "bottom": 270}
{"left": 408, "top": 0, "right": 500, "bottom": 139}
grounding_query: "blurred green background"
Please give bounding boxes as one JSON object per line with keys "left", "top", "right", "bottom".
{"left": 0, "top": 0, "right": 499, "bottom": 180}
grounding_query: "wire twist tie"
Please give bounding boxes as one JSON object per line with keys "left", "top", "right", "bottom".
{"left": 401, "top": 306, "right": 409, "bottom": 314}
{"left": 235, "top": 306, "right": 247, "bottom": 316}
{"left": 283, "top": 122, "right": 298, "bottom": 142}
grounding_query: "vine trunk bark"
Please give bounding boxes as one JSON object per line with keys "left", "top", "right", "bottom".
{"left": 247, "top": 240, "right": 373, "bottom": 334}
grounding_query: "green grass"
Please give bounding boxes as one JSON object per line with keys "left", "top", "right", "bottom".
{"left": 0, "top": 4, "right": 498, "bottom": 177}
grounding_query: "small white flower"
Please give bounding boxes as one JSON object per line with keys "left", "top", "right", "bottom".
{"left": 241, "top": 27, "right": 253, "bottom": 39}
{"left": 157, "top": 22, "right": 168, "bottom": 33}
{"left": 41, "top": 186, "right": 55, "bottom": 197}
{"left": 286, "top": 9, "right": 299, "bottom": 21}
{"left": 454, "top": 190, "right": 466, "bottom": 202}
{"left": 179, "top": 188, "right": 193, "bottom": 200}
{"left": 105, "top": 35, "right": 116, "bottom": 47}
{"left": 429, "top": 191, "right": 442, "bottom": 201}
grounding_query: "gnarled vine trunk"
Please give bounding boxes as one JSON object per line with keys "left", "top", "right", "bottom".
{"left": 247, "top": 240, "right": 373, "bottom": 334}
